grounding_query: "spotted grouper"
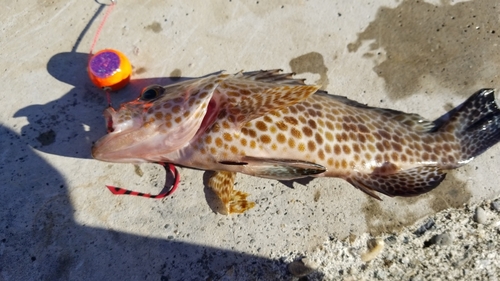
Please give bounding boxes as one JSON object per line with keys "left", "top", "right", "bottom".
{"left": 92, "top": 70, "right": 500, "bottom": 214}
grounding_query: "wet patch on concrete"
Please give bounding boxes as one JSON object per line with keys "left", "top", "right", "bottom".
{"left": 134, "top": 164, "right": 144, "bottom": 177}
{"left": 313, "top": 189, "right": 321, "bottom": 202}
{"left": 170, "top": 69, "right": 182, "bottom": 81}
{"left": 362, "top": 171, "right": 471, "bottom": 236}
{"left": 401, "top": 171, "right": 472, "bottom": 212}
{"left": 429, "top": 180, "right": 472, "bottom": 211}
{"left": 145, "top": 21, "right": 163, "bottom": 33}
{"left": 348, "top": 0, "right": 500, "bottom": 99}
{"left": 134, "top": 67, "right": 147, "bottom": 75}
{"left": 36, "top": 129, "right": 56, "bottom": 146}
{"left": 289, "top": 52, "right": 330, "bottom": 90}
{"left": 362, "top": 198, "right": 416, "bottom": 236}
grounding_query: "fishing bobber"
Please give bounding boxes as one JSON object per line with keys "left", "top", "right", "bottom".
{"left": 88, "top": 49, "right": 132, "bottom": 91}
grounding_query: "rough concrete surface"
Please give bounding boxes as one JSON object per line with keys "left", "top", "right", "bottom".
{"left": 1, "top": 0, "right": 499, "bottom": 280}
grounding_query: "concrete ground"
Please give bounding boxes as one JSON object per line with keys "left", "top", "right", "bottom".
{"left": 1, "top": 0, "right": 499, "bottom": 280}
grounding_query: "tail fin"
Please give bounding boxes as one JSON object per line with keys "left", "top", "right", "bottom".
{"left": 435, "top": 89, "right": 500, "bottom": 164}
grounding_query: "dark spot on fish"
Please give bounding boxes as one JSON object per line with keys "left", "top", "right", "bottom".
{"left": 145, "top": 21, "right": 163, "bottom": 33}
{"left": 289, "top": 52, "right": 330, "bottom": 90}
{"left": 134, "top": 165, "right": 144, "bottom": 177}
{"left": 36, "top": 129, "right": 56, "bottom": 146}
{"left": 347, "top": 0, "right": 500, "bottom": 99}
{"left": 302, "top": 127, "right": 313, "bottom": 137}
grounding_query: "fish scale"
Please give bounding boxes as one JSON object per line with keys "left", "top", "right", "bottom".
{"left": 92, "top": 70, "right": 500, "bottom": 214}
{"left": 193, "top": 92, "right": 460, "bottom": 173}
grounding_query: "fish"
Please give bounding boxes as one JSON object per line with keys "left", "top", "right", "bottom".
{"left": 92, "top": 69, "right": 500, "bottom": 214}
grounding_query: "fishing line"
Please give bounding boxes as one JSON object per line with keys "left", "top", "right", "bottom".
{"left": 88, "top": 1, "right": 180, "bottom": 198}
{"left": 87, "top": 0, "right": 131, "bottom": 105}
{"left": 89, "top": 0, "right": 116, "bottom": 57}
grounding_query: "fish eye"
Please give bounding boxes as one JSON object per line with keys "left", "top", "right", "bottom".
{"left": 140, "top": 85, "right": 162, "bottom": 101}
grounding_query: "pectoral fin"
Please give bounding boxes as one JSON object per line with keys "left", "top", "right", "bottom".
{"left": 239, "top": 69, "right": 307, "bottom": 85}
{"left": 347, "top": 166, "right": 446, "bottom": 199}
{"left": 208, "top": 171, "right": 255, "bottom": 214}
{"left": 221, "top": 156, "right": 326, "bottom": 180}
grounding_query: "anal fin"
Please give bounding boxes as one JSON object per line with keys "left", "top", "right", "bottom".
{"left": 208, "top": 171, "right": 256, "bottom": 214}
{"left": 221, "top": 156, "right": 327, "bottom": 180}
{"left": 347, "top": 166, "right": 446, "bottom": 199}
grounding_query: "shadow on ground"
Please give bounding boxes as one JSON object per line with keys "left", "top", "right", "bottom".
{"left": 13, "top": 52, "right": 190, "bottom": 159}
{"left": 0, "top": 124, "right": 291, "bottom": 280}
{"left": 2, "top": 51, "right": 297, "bottom": 279}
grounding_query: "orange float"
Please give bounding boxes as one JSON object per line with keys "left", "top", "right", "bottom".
{"left": 88, "top": 49, "right": 132, "bottom": 91}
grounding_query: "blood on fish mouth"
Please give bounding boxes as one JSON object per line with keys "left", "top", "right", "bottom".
{"left": 107, "top": 116, "right": 114, "bottom": 133}
{"left": 103, "top": 107, "right": 115, "bottom": 133}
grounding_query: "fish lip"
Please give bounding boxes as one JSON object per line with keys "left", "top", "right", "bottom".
{"left": 91, "top": 129, "right": 124, "bottom": 161}
{"left": 92, "top": 105, "right": 150, "bottom": 162}
{"left": 92, "top": 107, "right": 118, "bottom": 160}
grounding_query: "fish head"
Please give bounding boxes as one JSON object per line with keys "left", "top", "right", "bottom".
{"left": 92, "top": 76, "right": 222, "bottom": 163}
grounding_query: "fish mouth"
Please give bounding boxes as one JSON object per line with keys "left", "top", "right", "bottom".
{"left": 93, "top": 88, "right": 220, "bottom": 163}
{"left": 92, "top": 106, "right": 144, "bottom": 163}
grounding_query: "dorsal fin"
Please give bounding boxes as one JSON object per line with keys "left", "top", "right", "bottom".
{"left": 219, "top": 71, "right": 319, "bottom": 126}
{"left": 237, "top": 69, "right": 307, "bottom": 85}
{"left": 346, "top": 166, "right": 446, "bottom": 199}
{"left": 318, "top": 91, "right": 435, "bottom": 132}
